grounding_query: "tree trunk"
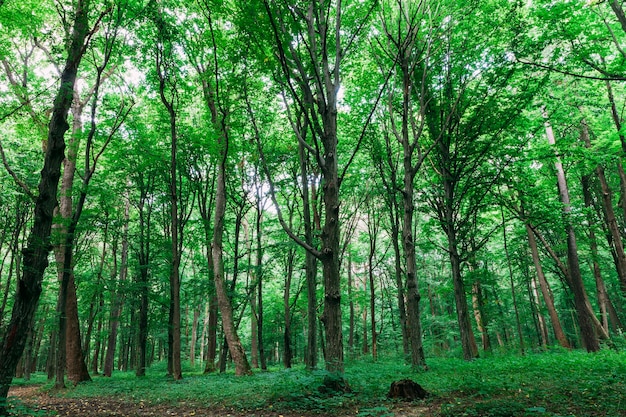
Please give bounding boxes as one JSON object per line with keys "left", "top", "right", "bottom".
{"left": 283, "top": 249, "right": 294, "bottom": 369}
{"left": 103, "top": 193, "right": 130, "bottom": 377}
{"left": 251, "top": 281, "right": 258, "bottom": 368}
{"left": 367, "top": 210, "right": 378, "bottom": 361}
{"left": 580, "top": 119, "right": 626, "bottom": 294}
{"left": 533, "top": 277, "right": 550, "bottom": 347}
{"left": 501, "top": 212, "right": 524, "bottom": 354}
{"left": 543, "top": 111, "right": 599, "bottom": 352}
{"left": 471, "top": 280, "right": 491, "bottom": 352}
{"left": 0, "top": 0, "right": 90, "bottom": 410}
{"left": 64, "top": 273, "right": 91, "bottom": 384}
{"left": 298, "top": 139, "right": 318, "bottom": 371}
{"left": 444, "top": 182, "right": 479, "bottom": 360}
{"left": 136, "top": 177, "right": 153, "bottom": 377}
{"left": 390, "top": 215, "right": 409, "bottom": 357}
{"left": 255, "top": 204, "right": 267, "bottom": 371}
{"left": 212, "top": 155, "right": 252, "bottom": 376}
{"left": 400, "top": 83, "right": 427, "bottom": 370}
{"left": 190, "top": 307, "right": 200, "bottom": 367}
{"left": 52, "top": 91, "right": 86, "bottom": 389}
{"left": 348, "top": 256, "right": 355, "bottom": 358}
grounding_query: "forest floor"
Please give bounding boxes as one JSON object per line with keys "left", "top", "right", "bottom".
{"left": 8, "top": 385, "right": 438, "bottom": 416}
{"left": 6, "top": 350, "right": 626, "bottom": 417}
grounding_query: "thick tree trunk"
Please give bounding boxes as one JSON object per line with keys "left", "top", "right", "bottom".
{"left": 64, "top": 274, "right": 91, "bottom": 384}
{"left": 319, "top": 125, "right": 343, "bottom": 374}
{"left": 0, "top": 0, "right": 90, "bottom": 411}
{"left": 53, "top": 100, "right": 91, "bottom": 387}
{"left": 543, "top": 112, "right": 599, "bottom": 352}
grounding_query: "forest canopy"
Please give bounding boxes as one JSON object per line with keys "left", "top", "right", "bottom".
{"left": 1, "top": 0, "right": 626, "bottom": 410}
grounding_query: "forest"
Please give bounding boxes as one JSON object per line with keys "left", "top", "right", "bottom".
{"left": 1, "top": 0, "right": 626, "bottom": 415}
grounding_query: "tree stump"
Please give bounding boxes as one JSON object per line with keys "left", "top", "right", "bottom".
{"left": 387, "top": 379, "right": 429, "bottom": 401}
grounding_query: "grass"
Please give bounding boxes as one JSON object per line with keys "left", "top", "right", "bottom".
{"left": 9, "top": 348, "right": 626, "bottom": 416}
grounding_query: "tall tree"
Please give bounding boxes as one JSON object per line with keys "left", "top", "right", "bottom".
{"left": 259, "top": 0, "right": 377, "bottom": 377}
{"left": 542, "top": 109, "right": 600, "bottom": 352}
{"left": 0, "top": 0, "right": 92, "bottom": 411}
{"left": 377, "top": 0, "right": 435, "bottom": 369}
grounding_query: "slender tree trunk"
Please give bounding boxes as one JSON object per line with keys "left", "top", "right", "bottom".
{"left": 255, "top": 205, "right": 267, "bottom": 371}
{"left": 530, "top": 275, "right": 549, "bottom": 347}
{"left": 298, "top": 140, "right": 318, "bottom": 370}
{"left": 580, "top": 120, "right": 626, "bottom": 294}
{"left": 212, "top": 154, "right": 252, "bottom": 376}
{"left": 471, "top": 280, "right": 490, "bottom": 352}
{"left": 251, "top": 281, "right": 258, "bottom": 368}
{"left": 362, "top": 289, "right": 368, "bottom": 355}
{"left": 283, "top": 249, "right": 294, "bottom": 368}
{"left": 136, "top": 178, "right": 152, "bottom": 377}
{"left": 103, "top": 193, "right": 130, "bottom": 377}
{"left": 502, "top": 211, "right": 524, "bottom": 354}
{"left": 91, "top": 293, "right": 103, "bottom": 375}
{"left": 367, "top": 210, "right": 378, "bottom": 361}
{"left": 203, "top": 289, "right": 218, "bottom": 373}
{"left": 543, "top": 111, "right": 599, "bottom": 352}
{"left": 525, "top": 224, "right": 571, "bottom": 347}
{"left": 444, "top": 183, "right": 478, "bottom": 360}
{"left": 0, "top": 1, "right": 91, "bottom": 410}
{"left": 390, "top": 217, "right": 409, "bottom": 357}
{"left": 348, "top": 256, "right": 355, "bottom": 357}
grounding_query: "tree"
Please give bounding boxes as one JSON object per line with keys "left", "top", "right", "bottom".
{"left": 0, "top": 0, "right": 92, "bottom": 411}
{"left": 258, "top": 0, "right": 377, "bottom": 376}
{"left": 542, "top": 109, "right": 600, "bottom": 352}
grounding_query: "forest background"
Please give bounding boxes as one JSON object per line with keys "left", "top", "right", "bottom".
{"left": 1, "top": 0, "right": 626, "bottom": 414}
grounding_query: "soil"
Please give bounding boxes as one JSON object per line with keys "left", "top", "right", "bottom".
{"left": 8, "top": 385, "right": 437, "bottom": 417}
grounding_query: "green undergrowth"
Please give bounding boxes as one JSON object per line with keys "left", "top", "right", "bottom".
{"left": 10, "top": 348, "right": 626, "bottom": 416}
